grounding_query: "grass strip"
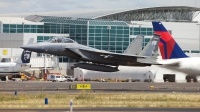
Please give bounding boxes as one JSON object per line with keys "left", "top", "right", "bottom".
{"left": 0, "top": 91, "right": 199, "bottom": 108}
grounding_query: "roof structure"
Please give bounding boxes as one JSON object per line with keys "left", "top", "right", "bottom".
{"left": 95, "top": 6, "right": 200, "bottom": 22}
{"left": 1, "top": 6, "right": 199, "bottom": 22}
{"left": 0, "top": 9, "right": 124, "bottom": 19}
{"left": 25, "top": 15, "right": 128, "bottom": 26}
{"left": 0, "top": 17, "right": 42, "bottom": 24}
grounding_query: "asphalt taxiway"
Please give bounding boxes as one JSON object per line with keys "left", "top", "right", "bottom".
{"left": 0, "top": 81, "right": 200, "bottom": 112}
{"left": 1, "top": 107, "right": 200, "bottom": 112}
{"left": 0, "top": 81, "right": 200, "bottom": 93}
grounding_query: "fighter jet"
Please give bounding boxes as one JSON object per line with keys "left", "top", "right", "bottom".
{"left": 21, "top": 34, "right": 160, "bottom": 72}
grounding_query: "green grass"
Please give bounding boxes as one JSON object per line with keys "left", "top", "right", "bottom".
{"left": 0, "top": 92, "right": 200, "bottom": 108}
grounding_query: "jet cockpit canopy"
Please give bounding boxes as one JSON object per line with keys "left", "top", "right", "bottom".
{"left": 47, "top": 37, "right": 76, "bottom": 43}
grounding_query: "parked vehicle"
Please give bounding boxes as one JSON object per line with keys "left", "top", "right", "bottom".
{"left": 99, "top": 78, "right": 107, "bottom": 82}
{"left": 65, "top": 76, "right": 75, "bottom": 82}
{"left": 51, "top": 75, "right": 67, "bottom": 82}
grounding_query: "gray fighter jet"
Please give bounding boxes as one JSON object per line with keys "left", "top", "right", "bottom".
{"left": 21, "top": 34, "right": 160, "bottom": 72}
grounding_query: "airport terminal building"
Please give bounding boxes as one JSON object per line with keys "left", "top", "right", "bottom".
{"left": 0, "top": 6, "right": 200, "bottom": 82}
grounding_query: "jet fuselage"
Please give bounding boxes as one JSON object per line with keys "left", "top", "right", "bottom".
{"left": 22, "top": 42, "right": 146, "bottom": 66}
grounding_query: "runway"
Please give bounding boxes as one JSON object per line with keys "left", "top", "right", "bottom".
{"left": 1, "top": 81, "right": 200, "bottom": 111}
{"left": 0, "top": 81, "right": 200, "bottom": 93}
{"left": 1, "top": 107, "right": 200, "bottom": 112}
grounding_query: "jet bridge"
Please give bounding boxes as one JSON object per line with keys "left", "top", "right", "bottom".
{"left": 30, "top": 57, "right": 58, "bottom": 68}
{"left": 9, "top": 56, "right": 59, "bottom": 68}
{"left": 13, "top": 56, "right": 59, "bottom": 78}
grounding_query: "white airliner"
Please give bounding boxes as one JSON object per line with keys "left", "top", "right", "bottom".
{"left": 0, "top": 39, "right": 33, "bottom": 76}
{"left": 152, "top": 22, "right": 200, "bottom": 76}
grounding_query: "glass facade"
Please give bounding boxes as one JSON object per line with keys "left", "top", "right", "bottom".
{"left": 191, "top": 50, "right": 200, "bottom": 53}
{"left": 3, "top": 24, "right": 44, "bottom": 33}
{"left": 130, "top": 27, "right": 153, "bottom": 36}
{"left": 183, "top": 50, "right": 190, "bottom": 53}
{"left": 37, "top": 36, "right": 54, "bottom": 42}
{"left": 42, "top": 23, "right": 87, "bottom": 45}
{"left": 130, "top": 27, "right": 154, "bottom": 48}
{"left": 88, "top": 21, "right": 129, "bottom": 53}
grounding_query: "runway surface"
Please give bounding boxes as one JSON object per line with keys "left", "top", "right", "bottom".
{"left": 1, "top": 108, "right": 200, "bottom": 112}
{"left": 0, "top": 81, "right": 200, "bottom": 111}
{"left": 0, "top": 81, "right": 200, "bottom": 93}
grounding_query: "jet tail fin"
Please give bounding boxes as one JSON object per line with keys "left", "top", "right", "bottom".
{"left": 27, "top": 38, "right": 34, "bottom": 45}
{"left": 139, "top": 34, "right": 160, "bottom": 58}
{"left": 152, "top": 22, "right": 188, "bottom": 59}
{"left": 123, "top": 35, "right": 144, "bottom": 55}
{"left": 15, "top": 38, "right": 34, "bottom": 64}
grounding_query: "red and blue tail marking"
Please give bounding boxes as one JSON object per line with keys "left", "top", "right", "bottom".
{"left": 152, "top": 22, "right": 188, "bottom": 59}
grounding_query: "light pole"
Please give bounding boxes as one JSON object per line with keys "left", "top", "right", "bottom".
{"left": 131, "top": 21, "right": 135, "bottom": 35}
{"left": 139, "top": 24, "right": 141, "bottom": 35}
{"left": 131, "top": 21, "right": 134, "bottom": 36}
{"left": 107, "top": 26, "right": 111, "bottom": 51}
{"left": 22, "top": 22, "right": 24, "bottom": 33}
{"left": 197, "top": 24, "right": 200, "bottom": 54}
{"left": 44, "top": 54, "right": 47, "bottom": 74}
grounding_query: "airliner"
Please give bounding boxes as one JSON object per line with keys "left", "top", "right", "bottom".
{"left": 152, "top": 21, "right": 200, "bottom": 76}
{"left": 0, "top": 39, "right": 33, "bottom": 76}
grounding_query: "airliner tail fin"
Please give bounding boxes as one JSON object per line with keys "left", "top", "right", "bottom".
{"left": 152, "top": 22, "right": 188, "bottom": 59}
{"left": 15, "top": 38, "right": 34, "bottom": 64}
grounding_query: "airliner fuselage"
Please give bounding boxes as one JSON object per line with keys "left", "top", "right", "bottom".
{"left": 0, "top": 63, "right": 30, "bottom": 75}
{"left": 158, "top": 57, "right": 200, "bottom": 76}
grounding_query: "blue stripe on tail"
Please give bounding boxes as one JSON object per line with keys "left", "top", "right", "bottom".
{"left": 170, "top": 43, "right": 189, "bottom": 59}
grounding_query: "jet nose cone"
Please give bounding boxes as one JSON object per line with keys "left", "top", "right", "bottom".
{"left": 21, "top": 44, "right": 41, "bottom": 52}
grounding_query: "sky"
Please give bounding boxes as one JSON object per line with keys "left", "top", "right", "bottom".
{"left": 0, "top": 0, "right": 199, "bottom": 14}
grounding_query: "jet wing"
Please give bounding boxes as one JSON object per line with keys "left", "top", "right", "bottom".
{"left": 79, "top": 48, "right": 148, "bottom": 61}
{"left": 78, "top": 33, "right": 160, "bottom": 61}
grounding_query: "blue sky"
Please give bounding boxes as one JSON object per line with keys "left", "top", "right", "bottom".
{"left": 0, "top": 0, "right": 199, "bottom": 14}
